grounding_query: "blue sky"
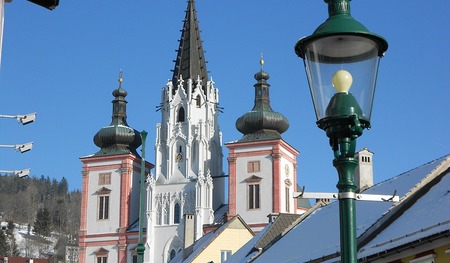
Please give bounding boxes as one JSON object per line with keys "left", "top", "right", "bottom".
{"left": 1, "top": 1, "right": 449, "bottom": 193}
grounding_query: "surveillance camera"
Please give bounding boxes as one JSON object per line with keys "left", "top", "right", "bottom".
{"left": 18, "top": 142, "right": 33, "bottom": 153}
{"left": 17, "top": 169, "right": 31, "bottom": 178}
{"left": 20, "top": 113, "right": 36, "bottom": 125}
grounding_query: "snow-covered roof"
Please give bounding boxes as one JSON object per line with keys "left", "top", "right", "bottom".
{"left": 226, "top": 213, "right": 303, "bottom": 263}
{"left": 226, "top": 222, "right": 272, "bottom": 263}
{"left": 250, "top": 155, "right": 450, "bottom": 263}
{"left": 359, "top": 161, "right": 450, "bottom": 258}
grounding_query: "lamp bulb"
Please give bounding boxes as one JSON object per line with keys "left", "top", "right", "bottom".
{"left": 332, "top": 70, "right": 353, "bottom": 93}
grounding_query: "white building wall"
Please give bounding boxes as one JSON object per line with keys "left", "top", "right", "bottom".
{"left": 235, "top": 154, "right": 273, "bottom": 225}
{"left": 86, "top": 168, "right": 121, "bottom": 234}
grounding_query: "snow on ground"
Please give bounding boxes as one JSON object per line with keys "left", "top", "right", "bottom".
{"left": 1, "top": 222, "right": 58, "bottom": 258}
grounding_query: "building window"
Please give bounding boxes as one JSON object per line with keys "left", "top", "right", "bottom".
{"left": 220, "top": 250, "right": 232, "bottom": 263}
{"left": 98, "top": 195, "right": 109, "bottom": 220}
{"left": 132, "top": 255, "right": 137, "bottom": 263}
{"left": 177, "top": 107, "right": 185, "bottom": 122}
{"left": 285, "top": 179, "right": 292, "bottom": 213}
{"left": 98, "top": 173, "right": 111, "bottom": 185}
{"left": 174, "top": 203, "right": 181, "bottom": 224}
{"left": 247, "top": 161, "right": 260, "bottom": 173}
{"left": 196, "top": 95, "right": 201, "bottom": 107}
{"left": 96, "top": 256, "right": 107, "bottom": 263}
{"left": 285, "top": 186, "right": 290, "bottom": 213}
{"left": 94, "top": 248, "right": 109, "bottom": 263}
{"left": 248, "top": 183, "right": 260, "bottom": 210}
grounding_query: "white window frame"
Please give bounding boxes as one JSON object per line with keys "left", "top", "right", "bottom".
{"left": 247, "top": 183, "right": 261, "bottom": 210}
{"left": 98, "top": 195, "right": 110, "bottom": 220}
{"left": 220, "top": 250, "right": 232, "bottom": 263}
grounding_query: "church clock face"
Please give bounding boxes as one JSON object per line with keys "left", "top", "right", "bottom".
{"left": 285, "top": 164, "right": 290, "bottom": 177}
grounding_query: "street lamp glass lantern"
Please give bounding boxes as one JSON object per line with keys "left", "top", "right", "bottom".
{"left": 294, "top": 0, "right": 388, "bottom": 129}
{"left": 301, "top": 35, "right": 381, "bottom": 122}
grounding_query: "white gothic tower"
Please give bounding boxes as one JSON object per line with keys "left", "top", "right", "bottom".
{"left": 146, "top": 1, "right": 225, "bottom": 262}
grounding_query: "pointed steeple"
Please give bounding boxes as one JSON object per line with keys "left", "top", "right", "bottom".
{"left": 93, "top": 71, "right": 142, "bottom": 156}
{"left": 236, "top": 56, "right": 289, "bottom": 142}
{"left": 172, "top": 0, "right": 208, "bottom": 92}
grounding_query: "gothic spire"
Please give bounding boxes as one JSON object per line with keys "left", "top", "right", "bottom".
{"left": 235, "top": 57, "right": 289, "bottom": 142}
{"left": 93, "top": 71, "right": 142, "bottom": 156}
{"left": 172, "top": 0, "right": 208, "bottom": 91}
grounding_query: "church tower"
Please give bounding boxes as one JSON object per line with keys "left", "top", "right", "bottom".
{"left": 78, "top": 74, "right": 153, "bottom": 263}
{"left": 147, "top": 1, "right": 224, "bottom": 262}
{"left": 226, "top": 58, "right": 301, "bottom": 232}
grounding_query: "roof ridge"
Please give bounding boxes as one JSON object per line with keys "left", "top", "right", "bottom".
{"left": 356, "top": 155, "right": 450, "bottom": 249}
{"left": 369, "top": 154, "right": 450, "bottom": 188}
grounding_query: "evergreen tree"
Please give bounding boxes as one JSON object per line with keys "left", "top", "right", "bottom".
{"left": 57, "top": 177, "right": 68, "bottom": 197}
{"left": 0, "top": 229, "right": 8, "bottom": 256}
{"left": 34, "top": 208, "right": 52, "bottom": 237}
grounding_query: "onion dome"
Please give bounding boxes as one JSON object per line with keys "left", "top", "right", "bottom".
{"left": 93, "top": 71, "right": 142, "bottom": 156}
{"left": 236, "top": 57, "right": 289, "bottom": 142}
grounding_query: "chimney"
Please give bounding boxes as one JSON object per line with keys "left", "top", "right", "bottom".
{"left": 354, "top": 148, "right": 374, "bottom": 193}
{"left": 183, "top": 214, "right": 195, "bottom": 260}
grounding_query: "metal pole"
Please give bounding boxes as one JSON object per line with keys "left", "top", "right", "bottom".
{"left": 137, "top": 130, "right": 148, "bottom": 263}
{"left": 333, "top": 138, "right": 358, "bottom": 263}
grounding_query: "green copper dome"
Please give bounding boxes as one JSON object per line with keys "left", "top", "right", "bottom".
{"left": 236, "top": 61, "right": 289, "bottom": 142}
{"left": 93, "top": 73, "right": 141, "bottom": 156}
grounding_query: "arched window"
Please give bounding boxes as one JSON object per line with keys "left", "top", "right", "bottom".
{"left": 196, "top": 95, "right": 201, "bottom": 107}
{"left": 177, "top": 107, "right": 185, "bottom": 122}
{"left": 174, "top": 203, "right": 181, "bottom": 224}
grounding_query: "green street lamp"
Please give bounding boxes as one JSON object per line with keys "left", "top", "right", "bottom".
{"left": 294, "top": 0, "right": 387, "bottom": 262}
{"left": 137, "top": 130, "right": 148, "bottom": 263}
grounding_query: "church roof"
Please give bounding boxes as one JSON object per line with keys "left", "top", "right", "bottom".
{"left": 235, "top": 58, "right": 289, "bottom": 142}
{"left": 172, "top": 0, "right": 208, "bottom": 90}
{"left": 92, "top": 72, "right": 142, "bottom": 157}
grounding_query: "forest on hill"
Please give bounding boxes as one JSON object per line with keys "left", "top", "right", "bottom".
{"left": 0, "top": 174, "right": 80, "bottom": 261}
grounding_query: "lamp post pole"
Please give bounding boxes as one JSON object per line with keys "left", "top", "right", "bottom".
{"left": 137, "top": 130, "right": 148, "bottom": 263}
{"left": 334, "top": 138, "right": 359, "bottom": 262}
{"left": 294, "top": 1, "right": 388, "bottom": 262}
